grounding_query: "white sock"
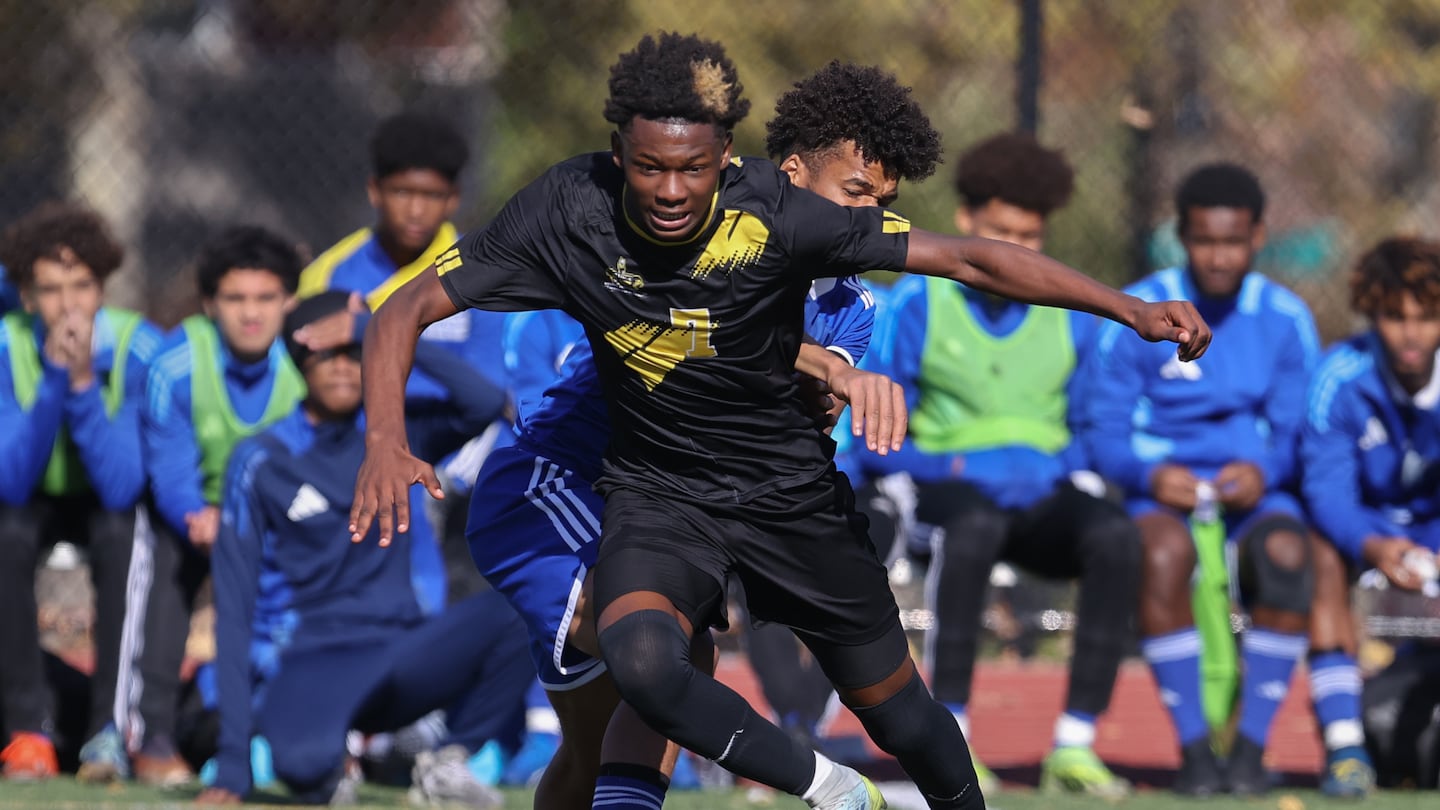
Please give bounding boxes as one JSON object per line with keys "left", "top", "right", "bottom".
{"left": 1324, "top": 719, "right": 1365, "bottom": 751}
{"left": 802, "top": 752, "right": 837, "bottom": 801}
{"left": 1053, "top": 712, "right": 1096, "bottom": 749}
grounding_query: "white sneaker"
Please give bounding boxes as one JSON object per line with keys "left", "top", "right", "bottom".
{"left": 809, "top": 766, "right": 887, "bottom": 810}
{"left": 408, "top": 745, "right": 502, "bottom": 808}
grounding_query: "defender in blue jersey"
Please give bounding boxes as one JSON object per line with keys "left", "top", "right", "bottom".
{"left": 1302, "top": 238, "right": 1440, "bottom": 793}
{"left": 503, "top": 310, "right": 585, "bottom": 425}
{"left": 0, "top": 205, "right": 161, "bottom": 782}
{"left": 126, "top": 228, "right": 306, "bottom": 787}
{"left": 199, "top": 292, "right": 528, "bottom": 806}
{"left": 858, "top": 133, "right": 1138, "bottom": 798}
{"left": 360, "top": 33, "right": 1207, "bottom": 810}
{"left": 1086, "top": 164, "right": 1320, "bottom": 796}
{"left": 466, "top": 60, "right": 937, "bottom": 810}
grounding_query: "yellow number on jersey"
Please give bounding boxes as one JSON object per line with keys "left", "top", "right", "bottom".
{"left": 669, "top": 308, "right": 716, "bottom": 359}
{"left": 604, "top": 307, "right": 718, "bottom": 391}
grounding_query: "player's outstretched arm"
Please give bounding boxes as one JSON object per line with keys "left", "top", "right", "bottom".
{"left": 350, "top": 266, "right": 459, "bottom": 546}
{"left": 905, "top": 230, "right": 1212, "bottom": 361}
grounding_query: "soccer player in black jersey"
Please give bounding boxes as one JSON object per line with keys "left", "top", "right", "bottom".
{"left": 351, "top": 33, "right": 1209, "bottom": 810}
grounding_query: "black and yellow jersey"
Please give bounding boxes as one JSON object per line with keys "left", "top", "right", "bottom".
{"left": 438, "top": 152, "right": 910, "bottom": 503}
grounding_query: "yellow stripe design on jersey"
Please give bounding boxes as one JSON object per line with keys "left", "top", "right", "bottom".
{"left": 882, "top": 210, "right": 911, "bottom": 234}
{"left": 604, "top": 307, "right": 718, "bottom": 392}
{"left": 435, "top": 247, "right": 464, "bottom": 276}
{"left": 366, "top": 222, "right": 460, "bottom": 309}
{"left": 691, "top": 210, "right": 769, "bottom": 281}
{"left": 297, "top": 228, "right": 373, "bottom": 299}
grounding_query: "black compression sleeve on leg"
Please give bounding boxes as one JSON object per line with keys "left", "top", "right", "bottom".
{"left": 850, "top": 672, "right": 987, "bottom": 809}
{"left": 598, "top": 609, "right": 816, "bottom": 795}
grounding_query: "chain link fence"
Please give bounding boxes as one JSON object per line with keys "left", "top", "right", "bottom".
{"left": 11, "top": 0, "right": 1438, "bottom": 667}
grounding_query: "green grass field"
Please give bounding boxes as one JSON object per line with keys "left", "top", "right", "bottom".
{"left": 0, "top": 778, "right": 1435, "bottom": 810}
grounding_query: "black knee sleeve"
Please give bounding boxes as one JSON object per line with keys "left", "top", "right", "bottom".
{"left": 851, "top": 672, "right": 985, "bottom": 808}
{"left": 598, "top": 610, "right": 816, "bottom": 793}
{"left": 850, "top": 671, "right": 942, "bottom": 756}
{"left": 1240, "top": 516, "right": 1313, "bottom": 614}
{"left": 597, "top": 610, "right": 695, "bottom": 728}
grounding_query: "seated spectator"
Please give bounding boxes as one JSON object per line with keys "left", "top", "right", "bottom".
{"left": 1302, "top": 237, "right": 1440, "bottom": 792}
{"left": 127, "top": 227, "right": 307, "bottom": 786}
{"left": 0, "top": 203, "right": 162, "bottom": 781}
{"left": 857, "top": 133, "right": 1138, "bottom": 798}
{"left": 1086, "top": 163, "right": 1320, "bottom": 796}
{"left": 199, "top": 291, "right": 530, "bottom": 806}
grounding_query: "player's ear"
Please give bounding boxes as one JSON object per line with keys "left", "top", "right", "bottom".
{"left": 779, "top": 153, "right": 807, "bottom": 186}
{"left": 1250, "top": 221, "right": 1268, "bottom": 252}
{"left": 611, "top": 131, "right": 624, "bottom": 169}
{"left": 720, "top": 130, "right": 733, "bottom": 165}
{"left": 954, "top": 206, "right": 973, "bottom": 236}
{"left": 366, "top": 176, "right": 382, "bottom": 210}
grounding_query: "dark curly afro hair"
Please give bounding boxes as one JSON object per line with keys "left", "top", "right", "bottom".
{"left": 1350, "top": 237, "right": 1440, "bottom": 319}
{"left": 1175, "top": 162, "right": 1265, "bottom": 233}
{"left": 953, "top": 132, "right": 1074, "bottom": 215}
{"left": 765, "top": 61, "right": 941, "bottom": 182}
{"left": 370, "top": 112, "right": 469, "bottom": 182}
{"left": 604, "top": 32, "right": 749, "bottom": 131}
{"left": 0, "top": 202, "right": 124, "bottom": 288}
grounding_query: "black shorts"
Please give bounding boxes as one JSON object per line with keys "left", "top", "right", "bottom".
{"left": 592, "top": 470, "right": 906, "bottom": 686}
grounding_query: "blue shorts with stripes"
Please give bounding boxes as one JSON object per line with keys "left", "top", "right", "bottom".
{"left": 467, "top": 444, "right": 605, "bottom": 691}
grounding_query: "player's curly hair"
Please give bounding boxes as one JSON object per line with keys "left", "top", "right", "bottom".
{"left": 195, "top": 225, "right": 302, "bottom": 299}
{"left": 953, "top": 132, "right": 1073, "bottom": 215}
{"left": 1175, "top": 162, "right": 1265, "bottom": 233}
{"left": 764, "top": 61, "right": 941, "bottom": 182}
{"left": 1350, "top": 237, "right": 1440, "bottom": 319}
{"left": 0, "top": 202, "right": 124, "bottom": 288}
{"left": 371, "top": 112, "right": 469, "bottom": 182}
{"left": 603, "top": 32, "right": 749, "bottom": 131}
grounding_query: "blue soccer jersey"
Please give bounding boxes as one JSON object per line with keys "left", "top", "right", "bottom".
{"left": 1301, "top": 333, "right": 1440, "bottom": 562}
{"left": 468, "top": 277, "right": 877, "bottom": 689}
{"left": 1086, "top": 267, "right": 1319, "bottom": 526}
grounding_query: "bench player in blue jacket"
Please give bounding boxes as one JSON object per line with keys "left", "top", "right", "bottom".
{"left": 0, "top": 204, "right": 162, "bottom": 781}
{"left": 1086, "top": 164, "right": 1320, "bottom": 796}
{"left": 200, "top": 292, "right": 531, "bottom": 806}
{"left": 1301, "top": 237, "right": 1440, "bottom": 794}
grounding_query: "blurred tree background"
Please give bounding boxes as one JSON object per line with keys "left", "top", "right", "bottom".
{"left": 1, "top": 0, "right": 1437, "bottom": 338}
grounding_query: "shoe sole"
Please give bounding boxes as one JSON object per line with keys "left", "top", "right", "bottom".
{"left": 2, "top": 770, "right": 58, "bottom": 782}
{"left": 77, "top": 761, "right": 125, "bottom": 783}
{"left": 1041, "top": 771, "right": 1132, "bottom": 799}
{"left": 137, "top": 773, "right": 194, "bottom": 789}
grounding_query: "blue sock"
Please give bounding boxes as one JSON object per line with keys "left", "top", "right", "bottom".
{"left": 593, "top": 763, "right": 668, "bottom": 810}
{"left": 1236, "top": 629, "right": 1307, "bottom": 746}
{"left": 1309, "top": 650, "right": 1364, "bottom": 751}
{"left": 1141, "top": 628, "right": 1207, "bottom": 746}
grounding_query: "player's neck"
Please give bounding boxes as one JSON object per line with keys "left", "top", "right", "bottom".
{"left": 375, "top": 229, "right": 427, "bottom": 269}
